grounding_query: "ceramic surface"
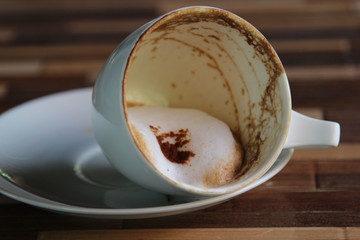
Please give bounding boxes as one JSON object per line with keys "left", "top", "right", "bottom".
{"left": 0, "top": 88, "right": 294, "bottom": 218}
{"left": 92, "top": 6, "right": 339, "bottom": 197}
{"left": 92, "top": 6, "right": 293, "bottom": 196}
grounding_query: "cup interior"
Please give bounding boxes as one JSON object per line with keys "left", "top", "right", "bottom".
{"left": 124, "top": 7, "right": 291, "bottom": 193}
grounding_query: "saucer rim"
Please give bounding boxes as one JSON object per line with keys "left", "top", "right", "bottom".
{"left": 1, "top": 148, "right": 292, "bottom": 218}
{"left": 1, "top": 148, "right": 293, "bottom": 218}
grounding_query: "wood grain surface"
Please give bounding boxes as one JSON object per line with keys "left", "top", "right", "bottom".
{"left": 0, "top": 0, "right": 359, "bottom": 239}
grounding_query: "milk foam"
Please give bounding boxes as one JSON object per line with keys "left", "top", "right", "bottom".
{"left": 127, "top": 106, "right": 243, "bottom": 188}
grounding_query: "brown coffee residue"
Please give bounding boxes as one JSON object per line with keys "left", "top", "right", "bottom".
{"left": 154, "top": 9, "right": 283, "bottom": 118}
{"left": 202, "top": 142, "right": 243, "bottom": 187}
{"left": 126, "top": 101, "right": 145, "bottom": 107}
{"left": 208, "top": 34, "right": 220, "bottom": 41}
{"left": 154, "top": 36, "right": 241, "bottom": 134}
{"left": 141, "top": 8, "right": 284, "bottom": 177}
{"left": 149, "top": 125, "right": 195, "bottom": 164}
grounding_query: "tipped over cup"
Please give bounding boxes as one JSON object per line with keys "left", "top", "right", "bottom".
{"left": 92, "top": 6, "right": 340, "bottom": 197}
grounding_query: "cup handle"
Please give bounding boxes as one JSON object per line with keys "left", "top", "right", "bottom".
{"left": 283, "top": 110, "right": 340, "bottom": 149}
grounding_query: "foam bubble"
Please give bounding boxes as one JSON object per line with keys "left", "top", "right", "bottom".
{"left": 127, "top": 106, "right": 243, "bottom": 188}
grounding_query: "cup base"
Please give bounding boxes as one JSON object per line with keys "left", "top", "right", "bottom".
{"left": 74, "top": 146, "right": 134, "bottom": 189}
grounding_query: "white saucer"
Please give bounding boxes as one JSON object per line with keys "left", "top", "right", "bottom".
{"left": 0, "top": 88, "right": 293, "bottom": 219}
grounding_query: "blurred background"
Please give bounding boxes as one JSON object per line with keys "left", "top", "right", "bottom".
{"left": 0, "top": 1, "right": 360, "bottom": 239}
{"left": 0, "top": 0, "right": 359, "bottom": 140}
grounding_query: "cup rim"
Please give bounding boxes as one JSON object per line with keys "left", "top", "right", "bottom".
{"left": 122, "top": 6, "right": 292, "bottom": 196}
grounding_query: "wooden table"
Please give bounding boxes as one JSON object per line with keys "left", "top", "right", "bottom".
{"left": 0, "top": 1, "right": 359, "bottom": 239}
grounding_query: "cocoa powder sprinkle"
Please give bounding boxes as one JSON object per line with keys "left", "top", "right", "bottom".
{"left": 149, "top": 125, "right": 195, "bottom": 164}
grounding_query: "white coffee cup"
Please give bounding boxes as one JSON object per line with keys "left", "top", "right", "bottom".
{"left": 92, "top": 6, "right": 340, "bottom": 196}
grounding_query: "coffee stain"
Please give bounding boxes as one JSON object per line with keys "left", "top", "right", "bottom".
{"left": 208, "top": 34, "right": 220, "bottom": 41}
{"left": 149, "top": 125, "right": 195, "bottom": 165}
{"left": 238, "top": 34, "right": 283, "bottom": 177}
{"left": 181, "top": 11, "right": 283, "bottom": 177}
{"left": 127, "top": 8, "right": 284, "bottom": 178}
{"left": 212, "top": 40, "right": 251, "bottom": 95}
{"left": 202, "top": 142, "right": 243, "bottom": 187}
{"left": 154, "top": 9, "right": 283, "bottom": 105}
{"left": 187, "top": 29, "right": 205, "bottom": 38}
{"left": 126, "top": 101, "right": 145, "bottom": 107}
{"left": 151, "top": 36, "right": 241, "bottom": 134}
{"left": 185, "top": 26, "right": 256, "bottom": 148}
